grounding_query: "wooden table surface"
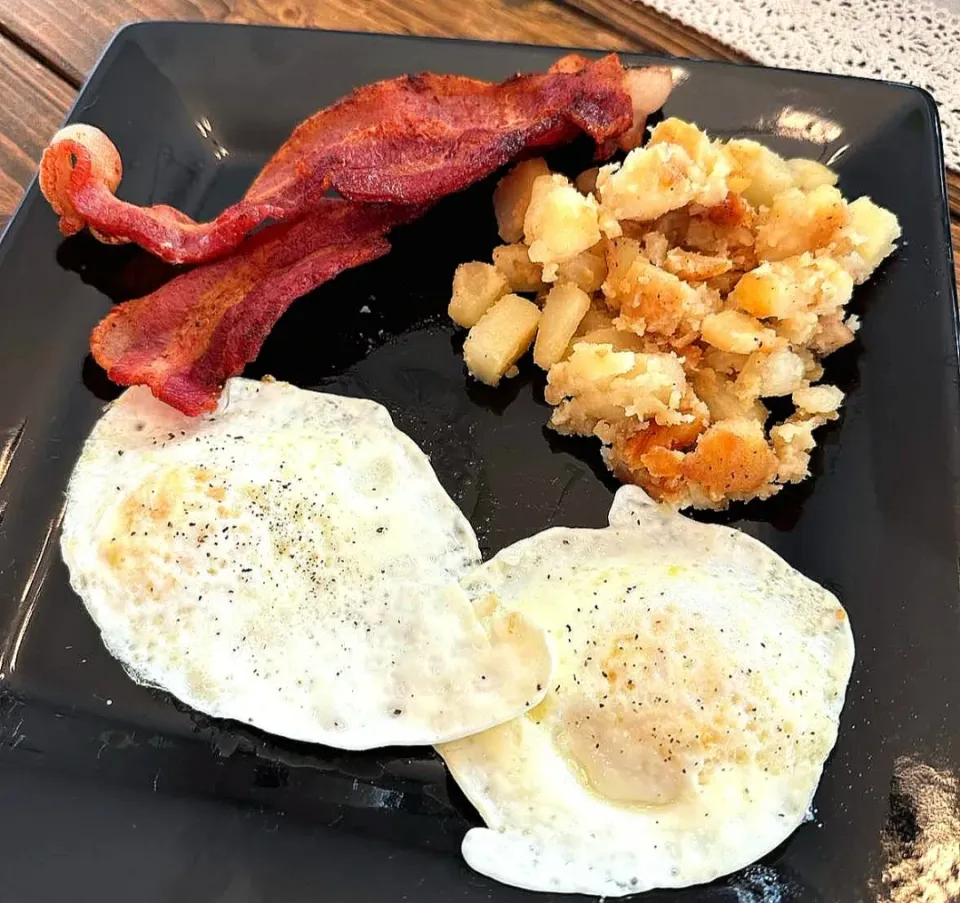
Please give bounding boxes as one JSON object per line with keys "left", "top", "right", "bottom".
{"left": 0, "top": 0, "right": 956, "bottom": 283}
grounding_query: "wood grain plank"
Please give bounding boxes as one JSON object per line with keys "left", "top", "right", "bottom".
{"left": 0, "top": 36, "right": 74, "bottom": 229}
{"left": 562, "top": 0, "right": 746, "bottom": 62}
{"left": 948, "top": 178, "right": 960, "bottom": 219}
{"left": 235, "top": 0, "right": 642, "bottom": 48}
{"left": 0, "top": 0, "right": 646, "bottom": 87}
{"left": 0, "top": 0, "right": 226, "bottom": 86}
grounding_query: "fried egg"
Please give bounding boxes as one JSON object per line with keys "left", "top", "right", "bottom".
{"left": 438, "top": 486, "right": 854, "bottom": 895}
{"left": 61, "top": 378, "right": 551, "bottom": 749}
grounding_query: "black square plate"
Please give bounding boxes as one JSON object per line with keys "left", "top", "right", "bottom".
{"left": 0, "top": 22, "right": 957, "bottom": 903}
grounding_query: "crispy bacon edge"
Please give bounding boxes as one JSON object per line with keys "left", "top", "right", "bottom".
{"left": 47, "top": 56, "right": 673, "bottom": 416}
{"left": 39, "top": 55, "right": 672, "bottom": 264}
{"left": 90, "top": 201, "right": 420, "bottom": 416}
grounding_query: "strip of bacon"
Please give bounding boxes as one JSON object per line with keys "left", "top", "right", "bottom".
{"left": 91, "top": 200, "right": 418, "bottom": 415}
{"left": 52, "top": 57, "right": 674, "bottom": 415}
{"left": 40, "top": 55, "right": 671, "bottom": 264}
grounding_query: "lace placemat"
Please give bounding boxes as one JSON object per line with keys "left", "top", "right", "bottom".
{"left": 632, "top": 0, "right": 960, "bottom": 171}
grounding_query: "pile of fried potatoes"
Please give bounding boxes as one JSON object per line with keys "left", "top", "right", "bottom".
{"left": 448, "top": 118, "right": 900, "bottom": 509}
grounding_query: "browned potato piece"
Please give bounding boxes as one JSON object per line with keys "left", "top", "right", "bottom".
{"left": 835, "top": 197, "right": 902, "bottom": 282}
{"left": 691, "top": 367, "right": 767, "bottom": 422}
{"left": 681, "top": 419, "right": 779, "bottom": 500}
{"left": 524, "top": 174, "right": 601, "bottom": 277}
{"left": 554, "top": 246, "right": 607, "bottom": 293}
{"left": 793, "top": 383, "right": 843, "bottom": 416}
{"left": 648, "top": 118, "right": 715, "bottom": 167}
{"left": 602, "top": 236, "right": 644, "bottom": 303}
{"left": 729, "top": 266, "right": 793, "bottom": 319}
{"left": 596, "top": 119, "right": 732, "bottom": 235}
{"left": 755, "top": 185, "right": 849, "bottom": 261}
{"left": 576, "top": 305, "right": 615, "bottom": 336}
{"left": 734, "top": 347, "right": 806, "bottom": 399}
{"left": 701, "top": 310, "right": 776, "bottom": 354}
{"left": 642, "top": 231, "right": 669, "bottom": 267}
{"left": 493, "top": 243, "right": 545, "bottom": 292}
{"left": 493, "top": 158, "right": 551, "bottom": 243}
{"left": 787, "top": 158, "right": 838, "bottom": 192}
{"left": 809, "top": 312, "right": 857, "bottom": 355}
{"left": 770, "top": 416, "right": 821, "bottom": 483}
{"left": 731, "top": 255, "right": 853, "bottom": 321}
{"left": 663, "top": 248, "right": 733, "bottom": 283}
{"left": 573, "top": 327, "right": 646, "bottom": 353}
{"left": 725, "top": 139, "right": 794, "bottom": 208}
{"left": 534, "top": 283, "right": 592, "bottom": 370}
{"left": 448, "top": 262, "right": 510, "bottom": 327}
{"left": 595, "top": 143, "right": 701, "bottom": 229}
{"left": 617, "top": 260, "right": 703, "bottom": 337}
{"left": 463, "top": 294, "right": 541, "bottom": 386}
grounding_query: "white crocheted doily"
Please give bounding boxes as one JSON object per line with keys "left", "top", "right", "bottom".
{"left": 634, "top": 0, "right": 960, "bottom": 171}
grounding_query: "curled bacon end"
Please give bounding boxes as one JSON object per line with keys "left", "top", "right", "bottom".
{"left": 39, "top": 124, "right": 123, "bottom": 239}
{"left": 39, "top": 54, "right": 669, "bottom": 266}
{"left": 90, "top": 200, "right": 417, "bottom": 415}
{"left": 39, "top": 126, "right": 273, "bottom": 264}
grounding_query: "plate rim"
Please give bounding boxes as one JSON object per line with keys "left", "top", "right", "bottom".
{"left": 0, "top": 21, "right": 957, "bottom": 900}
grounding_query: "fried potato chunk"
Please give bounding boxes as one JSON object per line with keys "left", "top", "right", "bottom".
{"left": 809, "top": 311, "right": 859, "bottom": 356}
{"left": 595, "top": 122, "right": 732, "bottom": 235}
{"left": 793, "top": 383, "right": 843, "bottom": 416}
{"left": 725, "top": 139, "right": 795, "bottom": 208}
{"left": 494, "top": 158, "right": 551, "bottom": 243}
{"left": 692, "top": 368, "right": 767, "bottom": 423}
{"left": 534, "top": 284, "right": 592, "bottom": 370}
{"left": 788, "top": 158, "right": 838, "bottom": 192}
{"left": 662, "top": 248, "right": 733, "bottom": 283}
{"left": 734, "top": 347, "right": 806, "bottom": 399}
{"left": 731, "top": 254, "right": 853, "bottom": 321}
{"left": 701, "top": 311, "right": 777, "bottom": 355}
{"left": 607, "top": 416, "right": 779, "bottom": 509}
{"left": 546, "top": 344, "right": 691, "bottom": 435}
{"left": 448, "top": 118, "right": 900, "bottom": 508}
{"left": 463, "top": 294, "right": 540, "bottom": 386}
{"left": 596, "top": 144, "right": 698, "bottom": 232}
{"left": 827, "top": 197, "right": 902, "bottom": 283}
{"left": 680, "top": 419, "right": 780, "bottom": 504}
{"left": 576, "top": 304, "right": 616, "bottom": 336}
{"left": 755, "top": 185, "right": 849, "bottom": 261}
{"left": 554, "top": 246, "right": 607, "bottom": 294}
{"left": 574, "top": 327, "right": 646, "bottom": 353}
{"left": 647, "top": 118, "right": 720, "bottom": 166}
{"left": 493, "top": 243, "right": 545, "bottom": 293}
{"left": 602, "top": 236, "right": 644, "bottom": 301}
{"left": 617, "top": 261, "right": 704, "bottom": 337}
{"left": 771, "top": 414, "right": 827, "bottom": 483}
{"left": 523, "top": 174, "right": 601, "bottom": 279}
{"left": 449, "top": 261, "right": 510, "bottom": 327}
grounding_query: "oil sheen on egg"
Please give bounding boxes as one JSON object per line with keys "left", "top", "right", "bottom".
{"left": 437, "top": 486, "right": 855, "bottom": 896}
{"left": 61, "top": 378, "right": 551, "bottom": 750}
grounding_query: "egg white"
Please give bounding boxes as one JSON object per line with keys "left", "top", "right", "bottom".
{"left": 61, "top": 378, "right": 552, "bottom": 749}
{"left": 438, "top": 486, "right": 854, "bottom": 896}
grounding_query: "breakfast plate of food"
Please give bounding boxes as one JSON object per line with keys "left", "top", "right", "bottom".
{"left": 0, "top": 21, "right": 957, "bottom": 903}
